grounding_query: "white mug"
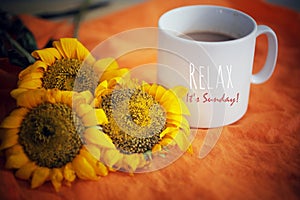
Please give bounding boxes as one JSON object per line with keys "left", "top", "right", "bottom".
{"left": 157, "top": 5, "right": 278, "bottom": 128}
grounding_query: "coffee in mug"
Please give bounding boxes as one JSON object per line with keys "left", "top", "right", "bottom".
{"left": 179, "top": 31, "right": 237, "bottom": 42}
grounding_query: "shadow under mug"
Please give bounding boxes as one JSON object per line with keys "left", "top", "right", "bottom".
{"left": 157, "top": 5, "right": 278, "bottom": 128}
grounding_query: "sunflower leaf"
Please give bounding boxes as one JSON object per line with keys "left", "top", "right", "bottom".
{"left": 0, "top": 10, "right": 37, "bottom": 68}
{"left": 7, "top": 49, "right": 30, "bottom": 68}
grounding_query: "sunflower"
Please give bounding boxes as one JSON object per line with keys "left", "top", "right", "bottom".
{"left": 0, "top": 89, "right": 109, "bottom": 191}
{"left": 10, "top": 38, "right": 129, "bottom": 98}
{"left": 85, "top": 79, "right": 191, "bottom": 173}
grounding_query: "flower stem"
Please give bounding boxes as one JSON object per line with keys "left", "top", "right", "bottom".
{"left": 3, "top": 31, "right": 35, "bottom": 64}
{"left": 73, "top": 0, "right": 91, "bottom": 38}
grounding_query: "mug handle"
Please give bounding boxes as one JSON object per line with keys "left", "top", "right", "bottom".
{"left": 251, "top": 25, "right": 278, "bottom": 84}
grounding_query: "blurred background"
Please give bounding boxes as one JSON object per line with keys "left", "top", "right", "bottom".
{"left": 1, "top": 0, "right": 299, "bottom": 22}
{"left": 1, "top": 0, "right": 146, "bottom": 21}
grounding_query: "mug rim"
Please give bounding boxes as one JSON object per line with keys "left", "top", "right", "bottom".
{"left": 158, "top": 5, "right": 257, "bottom": 44}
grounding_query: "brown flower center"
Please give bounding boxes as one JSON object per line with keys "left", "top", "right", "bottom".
{"left": 101, "top": 88, "right": 166, "bottom": 154}
{"left": 42, "top": 58, "right": 98, "bottom": 92}
{"left": 19, "top": 103, "right": 85, "bottom": 168}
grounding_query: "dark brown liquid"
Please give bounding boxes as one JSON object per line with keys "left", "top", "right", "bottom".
{"left": 179, "top": 31, "right": 236, "bottom": 42}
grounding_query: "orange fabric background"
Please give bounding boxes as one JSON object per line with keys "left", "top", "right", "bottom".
{"left": 0, "top": 0, "right": 300, "bottom": 199}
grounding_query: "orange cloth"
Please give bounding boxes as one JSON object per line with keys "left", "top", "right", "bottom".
{"left": 0, "top": 0, "right": 300, "bottom": 199}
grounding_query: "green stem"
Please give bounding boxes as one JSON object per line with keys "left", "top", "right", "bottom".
{"left": 4, "top": 32, "right": 35, "bottom": 64}
{"left": 73, "top": 0, "right": 91, "bottom": 38}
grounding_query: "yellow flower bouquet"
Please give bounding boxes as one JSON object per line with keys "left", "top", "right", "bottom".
{"left": 0, "top": 38, "right": 192, "bottom": 191}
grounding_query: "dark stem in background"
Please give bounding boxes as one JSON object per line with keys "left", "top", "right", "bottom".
{"left": 3, "top": 31, "right": 35, "bottom": 64}
{"left": 0, "top": 11, "right": 37, "bottom": 68}
{"left": 73, "top": 0, "right": 92, "bottom": 39}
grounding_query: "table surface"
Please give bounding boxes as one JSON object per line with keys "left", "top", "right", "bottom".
{"left": 0, "top": 0, "right": 299, "bottom": 199}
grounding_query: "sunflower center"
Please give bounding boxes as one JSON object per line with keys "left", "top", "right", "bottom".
{"left": 102, "top": 88, "right": 166, "bottom": 154}
{"left": 19, "top": 103, "right": 85, "bottom": 168}
{"left": 42, "top": 58, "right": 98, "bottom": 92}
{"left": 42, "top": 126, "right": 55, "bottom": 137}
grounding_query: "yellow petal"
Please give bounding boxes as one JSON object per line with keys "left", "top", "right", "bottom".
{"left": 166, "top": 113, "right": 183, "bottom": 124}
{"left": 110, "top": 157, "right": 123, "bottom": 171}
{"left": 18, "top": 61, "right": 47, "bottom": 79}
{"left": 0, "top": 130, "right": 18, "bottom": 150}
{"left": 166, "top": 129, "right": 179, "bottom": 139}
{"left": 58, "top": 38, "right": 78, "bottom": 58}
{"left": 100, "top": 68, "right": 129, "bottom": 82}
{"left": 123, "top": 154, "right": 141, "bottom": 173}
{"left": 80, "top": 149, "right": 108, "bottom": 176}
{"left": 108, "top": 77, "right": 121, "bottom": 88}
{"left": 165, "top": 102, "right": 182, "bottom": 115}
{"left": 160, "top": 89, "right": 190, "bottom": 115}
{"left": 0, "top": 128, "right": 18, "bottom": 139}
{"left": 0, "top": 115, "right": 23, "bottom": 129}
{"left": 32, "top": 48, "right": 62, "bottom": 65}
{"left": 15, "top": 162, "right": 37, "bottom": 180}
{"left": 74, "top": 39, "right": 92, "bottom": 61}
{"left": 95, "top": 109, "right": 108, "bottom": 124}
{"left": 167, "top": 123, "right": 189, "bottom": 137}
{"left": 91, "top": 98, "right": 100, "bottom": 108}
{"left": 52, "top": 89, "right": 62, "bottom": 103}
{"left": 151, "top": 144, "right": 162, "bottom": 153}
{"left": 171, "top": 86, "right": 188, "bottom": 98}
{"left": 96, "top": 80, "right": 108, "bottom": 90}
{"left": 0, "top": 107, "right": 28, "bottom": 129}
{"left": 179, "top": 99, "right": 191, "bottom": 115}
{"left": 93, "top": 57, "right": 119, "bottom": 76}
{"left": 60, "top": 91, "right": 75, "bottom": 107}
{"left": 44, "top": 89, "right": 57, "bottom": 104}
{"left": 154, "top": 85, "right": 167, "bottom": 102}
{"left": 0, "top": 128, "right": 14, "bottom": 134}
{"left": 81, "top": 53, "right": 96, "bottom": 66}
{"left": 93, "top": 161, "right": 108, "bottom": 176}
{"left": 84, "top": 128, "right": 115, "bottom": 149}
{"left": 81, "top": 110, "right": 98, "bottom": 126}
{"left": 166, "top": 113, "right": 190, "bottom": 133}
{"left": 52, "top": 41, "right": 67, "bottom": 58}
{"left": 161, "top": 90, "right": 177, "bottom": 105}
{"left": 10, "top": 88, "right": 29, "bottom": 99}
{"left": 72, "top": 94, "right": 86, "bottom": 109}
{"left": 160, "top": 137, "right": 174, "bottom": 146}
{"left": 50, "top": 168, "right": 64, "bottom": 192}
{"left": 72, "top": 154, "right": 98, "bottom": 180}
{"left": 81, "top": 109, "right": 108, "bottom": 126}
{"left": 148, "top": 83, "right": 158, "bottom": 97}
{"left": 18, "top": 65, "right": 34, "bottom": 79}
{"left": 5, "top": 144, "right": 23, "bottom": 157}
{"left": 94, "top": 89, "right": 111, "bottom": 101}
{"left": 173, "top": 130, "right": 190, "bottom": 152}
{"left": 11, "top": 107, "right": 29, "bottom": 118}
{"left": 103, "top": 149, "right": 123, "bottom": 168}
{"left": 53, "top": 38, "right": 92, "bottom": 62}
{"left": 141, "top": 82, "right": 151, "bottom": 93}
{"left": 63, "top": 163, "right": 76, "bottom": 184}
{"left": 76, "top": 104, "right": 93, "bottom": 118}
{"left": 79, "top": 90, "right": 93, "bottom": 104}
{"left": 17, "top": 89, "right": 46, "bottom": 108}
{"left": 159, "top": 127, "right": 178, "bottom": 138}
{"left": 187, "top": 145, "right": 193, "bottom": 154}
{"left": 85, "top": 144, "right": 101, "bottom": 160}
{"left": 179, "top": 116, "right": 190, "bottom": 134}
{"left": 31, "top": 167, "right": 50, "bottom": 189}
{"left": 5, "top": 152, "right": 29, "bottom": 169}
{"left": 94, "top": 81, "right": 108, "bottom": 97}
{"left": 17, "top": 78, "right": 42, "bottom": 89}
{"left": 19, "top": 72, "right": 43, "bottom": 82}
